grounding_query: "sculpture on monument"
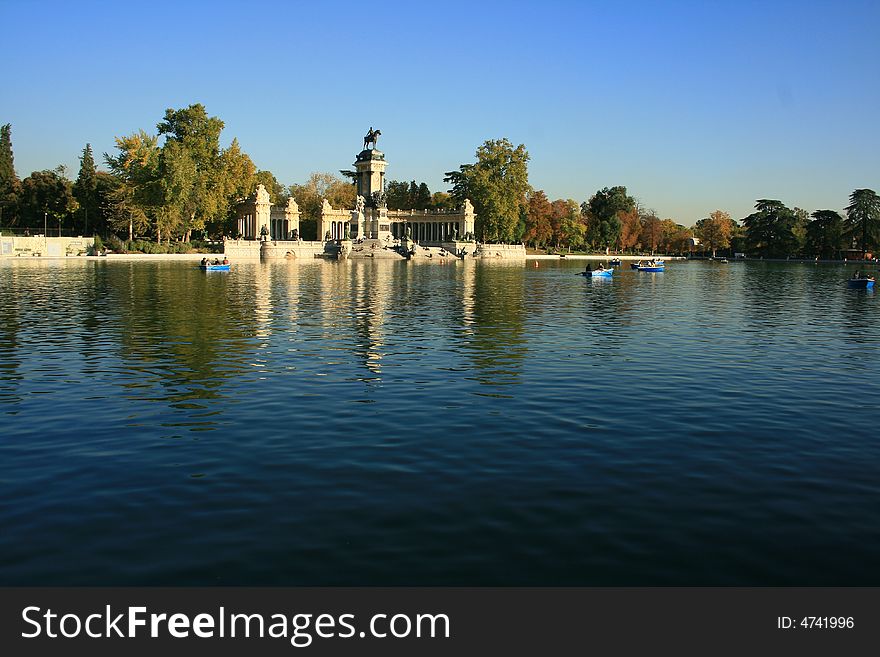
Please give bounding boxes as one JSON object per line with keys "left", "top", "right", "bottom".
{"left": 363, "top": 127, "right": 381, "bottom": 150}
{"left": 356, "top": 195, "right": 366, "bottom": 215}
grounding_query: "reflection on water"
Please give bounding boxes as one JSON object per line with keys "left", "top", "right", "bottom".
{"left": 1, "top": 258, "right": 879, "bottom": 586}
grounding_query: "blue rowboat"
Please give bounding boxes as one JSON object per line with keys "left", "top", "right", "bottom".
{"left": 580, "top": 268, "right": 613, "bottom": 277}
{"left": 199, "top": 264, "right": 230, "bottom": 271}
{"left": 637, "top": 265, "right": 665, "bottom": 272}
{"left": 847, "top": 277, "right": 874, "bottom": 289}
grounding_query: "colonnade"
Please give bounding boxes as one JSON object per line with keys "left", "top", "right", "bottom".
{"left": 391, "top": 221, "right": 461, "bottom": 243}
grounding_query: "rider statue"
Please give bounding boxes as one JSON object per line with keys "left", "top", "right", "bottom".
{"left": 363, "top": 127, "right": 381, "bottom": 150}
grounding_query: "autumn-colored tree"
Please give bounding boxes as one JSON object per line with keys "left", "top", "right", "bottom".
{"left": 524, "top": 190, "right": 553, "bottom": 248}
{"left": 639, "top": 211, "right": 662, "bottom": 253}
{"left": 658, "top": 219, "right": 692, "bottom": 253}
{"left": 617, "top": 207, "right": 641, "bottom": 251}
{"left": 550, "top": 198, "right": 584, "bottom": 249}
{"left": 289, "top": 172, "right": 356, "bottom": 221}
{"left": 694, "top": 209, "right": 734, "bottom": 257}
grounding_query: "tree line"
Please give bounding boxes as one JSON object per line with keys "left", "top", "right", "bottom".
{"left": 1, "top": 111, "right": 876, "bottom": 255}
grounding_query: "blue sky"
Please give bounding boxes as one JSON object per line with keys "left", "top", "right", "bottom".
{"left": 1, "top": 0, "right": 878, "bottom": 225}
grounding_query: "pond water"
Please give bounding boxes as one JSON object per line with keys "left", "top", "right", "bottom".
{"left": 1, "top": 258, "right": 878, "bottom": 585}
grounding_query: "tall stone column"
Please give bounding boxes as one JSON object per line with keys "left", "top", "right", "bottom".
{"left": 354, "top": 147, "right": 390, "bottom": 240}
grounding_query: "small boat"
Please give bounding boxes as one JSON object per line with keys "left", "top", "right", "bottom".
{"left": 630, "top": 261, "right": 642, "bottom": 270}
{"left": 609, "top": 258, "right": 622, "bottom": 266}
{"left": 580, "top": 267, "right": 613, "bottom": 278}
{"left": 199, "top": 264, "right": 230, "bottom": 271}
{"left": 847, "top": 276, "right": 875, "bottom": 289}
{"left": 637, "top": 264, "right": 665, "bottom": 272}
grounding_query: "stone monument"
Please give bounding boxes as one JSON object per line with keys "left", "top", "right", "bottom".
{"left": 353, "top": 128, "right": 390, "bottom": 241}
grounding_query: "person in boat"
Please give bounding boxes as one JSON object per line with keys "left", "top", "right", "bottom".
{"left": 212, "top": 258, "right": 220, "bottom": 265}
{"left": 585, "top": 263, "right": 592, "bottom": 273}
{"left": 853, "top": 271, "right": 861, "bottom": 279}
{"left": 222, "top": 257, "right": 229, "bottom": 265}
{"left": 200, "top": 257, "right": 208, "bottom": 266}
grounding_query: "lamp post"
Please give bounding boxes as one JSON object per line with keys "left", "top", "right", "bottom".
{"left": 44, "top": 211, "right": 48, "bottom": 256}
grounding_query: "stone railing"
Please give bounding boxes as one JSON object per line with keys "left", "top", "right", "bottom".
{"left": 0, "top": 235, "right": 95, "bottom": 257}
{"left": 473, "top": 243, "right": 527, "bottom": 260}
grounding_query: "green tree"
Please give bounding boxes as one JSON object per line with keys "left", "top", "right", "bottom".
{"left": 742, "top": 199, "right": 798, "bottom": 257}
{"left": 845, "top": 189, "right": 880, "bottom": 257}
{"left": 18, "top": 169, "right": 77, "bottom": 234}
{"left": 791, "top": 207, "right": 811, "bottom": 256}
{"left": 585, "top": 186, "right": 633, "bottom": 251}
{"left": 805, "top": 210, "right": 844, "bottom": 259}
{"left": 443, "top": 164, "right": 473, "bottom": 206}
{"left": 415, "top": 182, "right": 432, "bottom": 210}
{"left": 385, "top": 180, "right": 410, "bottom": 209}
{"left": 0, "top": 123, "right": 19, "bottom": 226}
{"left": 430, "top": 191, "right": 455, "bottom": 211}
{"left": 449, "top": 139, "right": 530, "bottom": 242}
{"left": 156, "top": 104, "right": 226, "bottom": 241}
{"left": 254, "top": 170, "right": 288, "bottom": 205}
{"left": 73, "top": 143, "right": 98, "bottom": 235}
{"left": 104, "top": 130, "right": 161, "bottom": 240}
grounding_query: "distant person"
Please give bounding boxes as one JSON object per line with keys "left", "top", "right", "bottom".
{"left": 585, "top": 264, "right": 592, "bottom": 273}
{"left": 222, "top": 257, "right": 229, "bottom": 265}
{"left": 200, "top": 257, "right": 208, "bottom": 266}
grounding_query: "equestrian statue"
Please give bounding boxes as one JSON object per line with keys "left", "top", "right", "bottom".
{"left": 363, "top": 127, "right": 381, "bottom": 150}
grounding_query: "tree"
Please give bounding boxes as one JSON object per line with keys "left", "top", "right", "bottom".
{"left": 73, "top": 144, "right": 98, "bottom": 235}
{"left": 585, "top": 186, "right": 633, "bottom": 251}
{"left": 430, "top": 191, "right": 455, "bottom": 211}
{"left": 0, "top": 123, "right": 19, "bottom": 226}
{"left": 385, "top": 180, "right": 410, "bottom": 209}
{"left": 638, "top": 211, "right": 662, "bottom": 254}
{"left": 845, "top": 189, "right": 880, "bottom": 257}
{"left": 443, "top": 164, "right": 473, "bottom": 207}
{"left": 659, "top": 219, "right": 692, "bottom": 254}
{"left": 254, "top": 170, "right": 288, "bottom": 205}
{"left": 805, "top": 210, "right": 844, "bottom": 259}
{"left": 694, "top": 209, "right": 734, "bottom": 257}
{"left": 18, "top": 170, "right": 76, "bottom": 233}
{"left": 617, "top": 207, "right": 641, "bottom": 252}
{"left": 105, "top": 130, "right": 160, "bottom": 240}
{"left": 156, "top": 103, "right": 226, "bottom": 241}
{"left": 524, "top": 190, "right": 553, "bottom": 248}
{"left": 289, "top": 172, "right": 356, "bottom": 220}
{"left": 792, "top": 207, "right": 811, "bottom": 256}
{"left": 741, "top": 199, "right": 798, "bottom": 257}
{"left": 415, "top": 182, "right": 432, "bottom": 210}
{"left": 446, "top": 139, "right": 530, "bottom": 242}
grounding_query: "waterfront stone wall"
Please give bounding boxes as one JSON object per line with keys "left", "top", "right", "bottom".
{"left": 0, "top": 235, "right": 95, "bottom": 257}
{"left": 261, "top": 240, "right": 326, "bottom": 259}
{"left": 223, "top": 238, "right": 263, "bottom": 259}
{"left": 473, "top": 243, "right": 527, "bottom": 260}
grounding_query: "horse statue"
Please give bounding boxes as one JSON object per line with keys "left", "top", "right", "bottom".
{"left": 363, "top": 127, "right": 381, "bottom": 150}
